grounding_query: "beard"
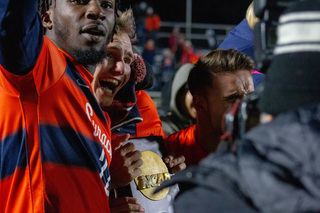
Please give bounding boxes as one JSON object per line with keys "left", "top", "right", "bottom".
{"left": 53, "top": 15, "right": 113, "bottom": 67}
{"left": 72, "top": 48, "right": 106, "bottom": 67}
{"left": 71, "top": 32, "right": 114, "bottom": 67}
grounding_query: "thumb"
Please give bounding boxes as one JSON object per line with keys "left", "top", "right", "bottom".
{"left": 112, "top": 133, "right": 130, "bottom": 150}
{"left": 164, "top": 155, "right": 174, "bottom": 164}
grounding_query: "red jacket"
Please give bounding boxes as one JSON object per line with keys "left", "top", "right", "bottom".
{"left": 145, "top": 15, "right": 161, "bottom": 31}
{"left": 134, "top": 90, "right": 166, "bottom": 138}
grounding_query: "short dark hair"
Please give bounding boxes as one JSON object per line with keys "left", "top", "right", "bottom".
{"left": 37, "top": 0, "right": 54, "bottom": 15}
{"left": 188, "top": 49, "right": 255, "bottom": 96}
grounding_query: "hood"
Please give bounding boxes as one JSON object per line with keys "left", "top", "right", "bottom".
{"left": 170, "top": 63, "right": 193, "bottom": 120}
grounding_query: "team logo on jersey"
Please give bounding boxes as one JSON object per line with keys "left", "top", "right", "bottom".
{"left": 86, "top": 102, "right": 112, "bottom": 157}
{"left": 86, "top": 102, "right": 111, "bottom": 196}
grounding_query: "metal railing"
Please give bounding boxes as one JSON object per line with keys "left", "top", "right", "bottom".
{"left": 157, "top": 21, "right": 236, "bottom": 47}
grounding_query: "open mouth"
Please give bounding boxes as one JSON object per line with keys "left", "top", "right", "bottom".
{"left": 99, "top": 78, "right": 119, "bottom": 95}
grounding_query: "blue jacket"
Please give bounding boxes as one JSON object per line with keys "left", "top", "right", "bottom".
{"left": 218, "top": 18, "right": 255, "bottom": 63}
{"left": 218, "top": 18, "right": 264, "bottom": 88}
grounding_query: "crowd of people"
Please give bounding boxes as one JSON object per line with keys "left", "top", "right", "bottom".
{"left": 1, "top": 0, "right": 320, "bottom": 213}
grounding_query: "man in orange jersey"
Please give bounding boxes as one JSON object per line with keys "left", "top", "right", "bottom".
{"left": 165, "top": 49, "right": 255, "bottom": 166}
{"left": 0, "top": 0, "right": 118, "bottom": 212}
{"left": 93, "top": 45, "right": 185, "bottom": 213}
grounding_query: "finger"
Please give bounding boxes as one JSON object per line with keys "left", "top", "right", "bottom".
{"left": 171, "top": 155, "right": 185, "bottom": 167}
{"left": 120, "top": 142, "right": 136, "bottom": 155}
{"left": 131, "top": 167, "right": 142, "bottom": 178}
{"left": 110, "top": 197, "right": 145, "bottom": 213}
{"left": 110, "top": 204, "right": 145, "bottom": 213}
{"left": 113, "top": 133, "right": 130, "bottom": 150}
{"left": 110, "top": 197, "right": 140, "bottom": 206}
{"left": 164, "top": 155, "right": 173, "bottom": 164}
{"left": 170, "top": 162, "right": 186, "bottom": 174}
{"left": 126, "top": 203, "right": 145, "bottom": 213}
{"left": 125, "top": 150, "right": 142, "bottom": 162}
{"left": 130, "top": 158, "right": 144, "bottom": 169}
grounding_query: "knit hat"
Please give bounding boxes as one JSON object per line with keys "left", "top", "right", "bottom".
{"left": 258, "top": 0, "right": 320, "bottom": 115}
{"left": 131, "top": 53, "right": 146, "bottom": 84}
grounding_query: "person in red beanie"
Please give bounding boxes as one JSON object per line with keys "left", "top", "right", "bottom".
{"left": 91, "top": 9, "right": 148, "bottom": 213}
{"left": 92, "top": 11, "right": 185, "bottom": 211}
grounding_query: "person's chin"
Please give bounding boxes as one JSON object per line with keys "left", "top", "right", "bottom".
{"left": 81, "top": 42, "right": 105, "bottom": 52}
{"left": 72, "top": 46, "right": 106, "bottom": 66}
{"left": 77, "top": 35, "right": 105, "bottom": 51}
{"left": 95, "top": 90, "right": 112, "bottom": 105}
{"left": 99, "top": 99, "right": 113, "bottom": 109}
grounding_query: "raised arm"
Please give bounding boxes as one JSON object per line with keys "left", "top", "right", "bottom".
{"left": 0, "top": 0, "right": 43, "bottom": 75}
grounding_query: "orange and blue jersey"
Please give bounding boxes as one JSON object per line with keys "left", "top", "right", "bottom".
{"left": 0, "top": 1, "right": 112, "bottom": 212}
{"left": 134, "top": 90, "right": 166, "bottom": 139}
{"left": 110, "top": 87, "right": 166, "bottom": 139}
{"left": 165, "top": 125, "right": 207, "bottom": 167}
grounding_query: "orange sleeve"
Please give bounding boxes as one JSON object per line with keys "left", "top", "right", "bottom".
{"left": 164, "top": 125, "right": 195, "bottom": 155}
{"left": 135, "top": 90, "right": 167, "bottom": 139}
{"left": 164, "top": 125, "right": 206, "bottom": 166}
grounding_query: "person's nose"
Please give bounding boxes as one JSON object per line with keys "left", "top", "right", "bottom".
{"left": 85, "top": 1, "right": 106, "bottom": 20}
{"left": 111, "top": 61, "right": 125, "bottom": 76}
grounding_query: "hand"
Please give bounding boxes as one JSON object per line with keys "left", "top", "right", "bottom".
{"left": 110, "top": 134, "right": 143, "bottom": 189}
{"left": 164, "top": 155, "right": 186, "bottom": 174}
{"left": 110, "top": 197, "right": 145, "bottom": 213}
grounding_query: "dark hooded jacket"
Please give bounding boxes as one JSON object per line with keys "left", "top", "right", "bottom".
{"left": 160, "top": 63, "right": 195, "bottom": 136}
{"left": 158, "top": 104, "right": 320, "bottom": 213}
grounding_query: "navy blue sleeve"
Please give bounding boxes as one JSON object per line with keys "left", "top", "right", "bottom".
{"left": 0, "top": 0, "right": 43, "bottom": 75}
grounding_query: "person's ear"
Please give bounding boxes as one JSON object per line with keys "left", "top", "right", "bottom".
{"left": 193, "top": 95, "right": 205, "bottom": 111}
{"left": 41, "top": 10, "right": 53, "bottom": 30}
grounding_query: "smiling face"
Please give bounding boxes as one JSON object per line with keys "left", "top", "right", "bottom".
{"left": 44, "top": 0, "right": 116, "bottom": 66}
{"left": 92, "top": 32, "right": 133, "bottom": 108}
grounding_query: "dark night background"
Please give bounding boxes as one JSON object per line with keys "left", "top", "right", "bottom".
{"left": 120, "top": 0, "right": 252, "bottom": 25}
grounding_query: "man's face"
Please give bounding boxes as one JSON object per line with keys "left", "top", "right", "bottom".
{"left": 46, "top": 0, "right": 115, "bottom": 66}
{"left": 92, "top": 32, "right": 133, "bottom": 108}
{"left": 202, "top": 70, "right": 254, "bottom": 135}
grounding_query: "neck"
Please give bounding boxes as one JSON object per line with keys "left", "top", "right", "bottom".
{"left": 195, "top": 121, "right": 221, "bottom": 154}
{"left": 86, "top": 65, "right": 96, "bottom": 75}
